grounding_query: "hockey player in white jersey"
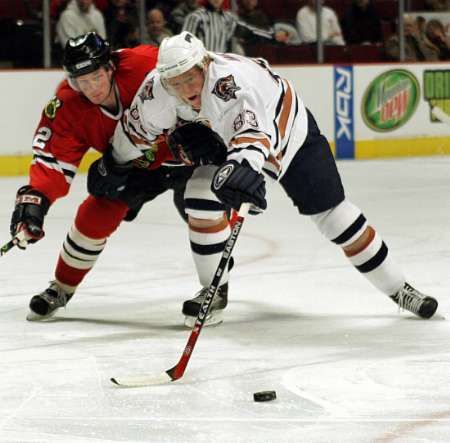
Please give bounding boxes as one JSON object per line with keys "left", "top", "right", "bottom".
{"left": 99, "top": 31, "right": 438, "bottom": 325}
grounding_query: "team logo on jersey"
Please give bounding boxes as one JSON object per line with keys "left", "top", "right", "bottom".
{"left": 138, "top": 78, "right": 155, "bottom": 103}
{"left": 212, "top": 75, "right": 241, "bottom": 102}
{"left": 44, "top": 96, "right": 62, "bottom": 119}
{"left": 132, "top": 142, "right": 159, "bottom": 168}
{"left": 213, "top": 162, "right": 235, "bottom": 190}
{"left": 143, "top": 147, "right": 156, "bottom": 162}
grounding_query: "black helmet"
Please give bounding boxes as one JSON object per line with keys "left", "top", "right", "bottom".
{"left": 63, "top": 32, "right": 111, "bottom": 77}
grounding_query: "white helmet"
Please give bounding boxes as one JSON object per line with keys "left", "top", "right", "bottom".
{"left": 157, "top": 32, "right": 208, "bottom": 81}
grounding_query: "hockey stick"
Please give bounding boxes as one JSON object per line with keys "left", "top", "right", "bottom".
{"left": 111, "top": 202, "right": 250, "bottom": 387}
{"left": 1, "top": 231, "right": 26, "bottom": 256}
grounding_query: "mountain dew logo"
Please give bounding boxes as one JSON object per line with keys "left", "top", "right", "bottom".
{"left": 362, "top": 70, "right": 420, "bottom": 132}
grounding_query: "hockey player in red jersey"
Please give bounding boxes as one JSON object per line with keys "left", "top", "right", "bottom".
{"left": 9, "top": 32, "right": 192, "bottom": 320}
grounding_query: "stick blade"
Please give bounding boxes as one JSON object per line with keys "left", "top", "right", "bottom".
{"left": 110, "top": 371, "right": 173, "bottom": 388}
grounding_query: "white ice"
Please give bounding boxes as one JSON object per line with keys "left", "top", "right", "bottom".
{"left": 0, "top": 157, "right": 449, "bottom": 443}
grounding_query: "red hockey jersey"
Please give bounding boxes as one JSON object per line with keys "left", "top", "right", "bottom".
{"left": 29, "top": 45, "right": 172, "bottom": 204}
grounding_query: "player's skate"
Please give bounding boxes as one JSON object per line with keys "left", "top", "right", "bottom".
{"left": 390, "top": 282, "right": 438, "bottom": 319}
{"left": 183, "top": 283, "right": 228, "bottom": 328}
{"left": 27, "top": 281, "right": 73, "bottom": 321}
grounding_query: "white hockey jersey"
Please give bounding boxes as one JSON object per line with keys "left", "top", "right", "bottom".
{"left": 112, "top": 52, "right": 309, "bottom": 180}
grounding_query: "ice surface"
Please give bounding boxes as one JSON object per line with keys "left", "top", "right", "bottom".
{"left": 0, "top": 158, "right": 449, "bottom": 442}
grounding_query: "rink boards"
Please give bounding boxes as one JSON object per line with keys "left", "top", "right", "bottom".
{"left": 0, "top": 61, "right": 449, "bottom": 175}
{"left": 276, "top": 62, "right": 450, "bottom": 160}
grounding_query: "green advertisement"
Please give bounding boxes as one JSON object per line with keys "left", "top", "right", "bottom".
{"left": 362, "top": 69, "right": 420, "bottom": 132}
{"left": 423, "top": 69, "right": 450, "bottom": 122}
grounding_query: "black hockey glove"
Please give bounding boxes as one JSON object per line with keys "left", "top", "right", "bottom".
{"left": 167, "top": 121, "right": 227, "bottom": 166}
{"left": 10, "top": 185, "right": 50, "bottom": 249}
{"left": 211, "top": 160, "right": 267, "bottom": 214}
{"left": 87, "top": 147, "right": 132, "bottom": 199}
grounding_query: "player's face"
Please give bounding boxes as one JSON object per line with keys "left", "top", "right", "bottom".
{"left": 75, "top": 67, "right": 114, "bottom": 105}
{"left": 166, "top": 66, "right": 205, "bottom": 110}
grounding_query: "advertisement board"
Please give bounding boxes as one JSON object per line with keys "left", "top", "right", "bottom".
{"left": 354, "top": 63, "right": 450, "bottom": 158}
{"left": 0, "top": 62, "right": 449, "bottom": 175}
{"left": 334, "top": 65, "right": 354, "bottom": 159}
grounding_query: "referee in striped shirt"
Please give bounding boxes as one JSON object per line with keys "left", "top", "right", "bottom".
{"left": 182, "top": 0, "right": 288, "bottom": 52}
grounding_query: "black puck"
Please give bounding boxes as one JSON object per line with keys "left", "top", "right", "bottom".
{"left": 253, "top": 390, "right": 277, "bottom": 402}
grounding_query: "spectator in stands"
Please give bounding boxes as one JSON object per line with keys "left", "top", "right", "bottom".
{"left": 425, "top": 19, "right": 450, "bottom": 59}
{"left": 238, "top": 0, "right": 271, "bottom": 29}
{"left": 237, "top": 0, "right": 300, "bottom": 46}
{"left": 92, "top": 0, "right": 108, "bottom": 12}
{"left": 110, "top": 17, "right": 139, "bottom": 49}
{"left": 122, "top": 21, "right": 140, "bottom": 48}
{"left": 146, "top": 0, "right": 179, "bottom": 18}
{"left": 52, "top": 0, "right": 107, "bottom": 19}
{"left": 170, "top": 0, "right": 201, "bottom": 33}
{"left": 425, "top": 0, "right": 450, "bottom": 11}
{"left": 385, "top": 14, "right": 439, "bottom": 61}
{"left": 416, "top": 15, "right": 427, "bottom": 39}
{"left": 296, "top": 0, "right": 345, "bottom": 45}
{"left": 104, "top": 0, "right": 138, "bottom": 49}
{"left": 144, "top": 8, "right": 173, "bottom": 46}
{"left": 342, "top": 0, "right": 382, "bottom": 44}
{"left": 23, "top": 0, "right": 42, "bottom": 20}
{"left": 51, "top": 0, "right": 72, "bottom": 19}
{"left": 182, "top": 0, "right": 289, "bottom": 52}
{"left": 56, "top": 0, "right": 106, "bottom": 47}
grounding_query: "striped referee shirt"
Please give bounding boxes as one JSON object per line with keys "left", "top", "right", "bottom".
{"left": 182, "top": 4, "right": 274, "bottom": 52}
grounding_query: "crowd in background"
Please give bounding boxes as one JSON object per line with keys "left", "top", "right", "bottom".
{"left": 1, "top": 0, "right": 450, "bottom": 67}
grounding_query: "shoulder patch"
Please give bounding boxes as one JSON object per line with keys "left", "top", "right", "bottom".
{"left": 132, "top": 142, "right": 159, "bottom": 168}
{"left": 138, "top": 78, "right": 155, "bottom": 103}
{"left": 44, "top": 96, "right": 62, "bottom": 119}
{"left": 212, "top": 75, "right": 241, "bottom": 102}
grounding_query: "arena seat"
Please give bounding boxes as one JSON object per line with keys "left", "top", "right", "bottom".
{"left": 244, "top": 43, "right": 279, "bottom": 64}
{"left": 348, "top": 44, "right": 386, "bottom": 62}
{"left": 258, "top": 0, "right": 290, "bottom": 22}
{"left": 408, "top": 0, "right": 427, "bottom": 10}
{"left": 374, "top": 0, "right": 398, "bottom": 20}
{"left": 275, "top": 45, "right": 317, "bottom": 64}
{"left": 0, "top": 0, "right": 41, "bottom": 19}
{"left": 325, "top": 0, "right": 353, "bottom": 18}
{"left": 324, "top": 45, "right": 351, "bottom": 63}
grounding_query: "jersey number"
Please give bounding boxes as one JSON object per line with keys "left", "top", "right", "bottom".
{"left": 233, "top": 110, "right": 259, "bottom": 132}
{"left": 32, "top": 127, "right": 52, "bottom": 149}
